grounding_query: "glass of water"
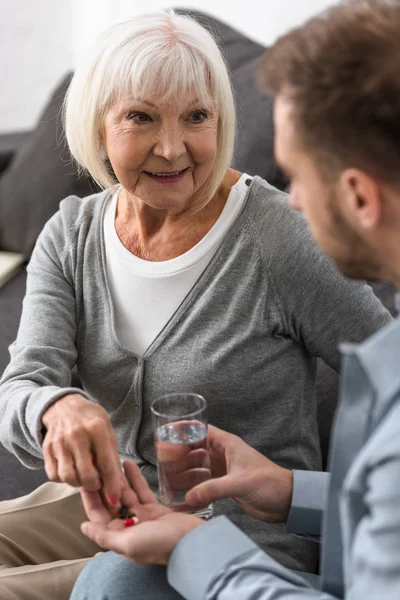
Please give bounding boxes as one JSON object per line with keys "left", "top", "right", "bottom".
{"left": 151, "top": 393, "right": 213, "bottom": 519}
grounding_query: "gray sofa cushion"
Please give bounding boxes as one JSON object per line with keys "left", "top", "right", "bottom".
{"left": 231, "top": 54, "right": 286, "bottom": 187}
{"left": 0, "top": 270, "right": 26, "bottom": 376}
{"left": 0, "top": 74, "right": 100, "bottom": 256}
{"left": 0, "top": 270, "right": 48, "bottom": 498}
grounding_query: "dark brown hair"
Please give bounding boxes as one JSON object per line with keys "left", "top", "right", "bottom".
{"left": 259, "top": 0, "right": 400, "bottom": 185}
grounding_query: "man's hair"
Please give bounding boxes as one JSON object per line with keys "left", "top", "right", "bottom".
{"left": 259, "top": 0, "right": 400, "bottom": 185}
{"left": 64, "top": 10, "right": 235, "bottom": 206}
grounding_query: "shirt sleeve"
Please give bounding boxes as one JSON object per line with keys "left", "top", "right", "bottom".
{"left": 286, "top": 470, "right": 330, "bottom": 536}
{"left": 0, "top": 206, "right": 90, "bottom": 467}
{"left": 168, "top": 516, "right": 335, "bottom": 600}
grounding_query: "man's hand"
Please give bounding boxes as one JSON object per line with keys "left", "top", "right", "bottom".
{"left": 185, "top": 425, "right": 293, "bottom": 522}
{"left": 42, "top": 393, "right": 123, "bottom": 508}
{"left": 80, "top": 460, "right": 203, "bottom": 566}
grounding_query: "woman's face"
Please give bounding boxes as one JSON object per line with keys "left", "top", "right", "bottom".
{"left": 103, "top": 91, "right": 218, "bottom": 212}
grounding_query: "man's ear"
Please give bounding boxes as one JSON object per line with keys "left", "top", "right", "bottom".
{"left": 339, "top": 169, "right": 382, "bottom": 230}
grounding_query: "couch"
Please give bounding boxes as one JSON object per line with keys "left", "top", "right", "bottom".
{"left": 0, "top": 9, "right": 397, "bottom": 501}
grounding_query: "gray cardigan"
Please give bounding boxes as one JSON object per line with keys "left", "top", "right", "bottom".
{"left": 0, "top": 177, "right": 390, "bottom": 572}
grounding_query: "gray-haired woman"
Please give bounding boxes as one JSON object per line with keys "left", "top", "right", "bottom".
{"left": 0, "top": 10, "right": 390, "bottom": 600}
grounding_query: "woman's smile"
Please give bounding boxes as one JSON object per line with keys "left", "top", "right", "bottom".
{"left": 143, "top": 167, "right": 190, "bottom": 185}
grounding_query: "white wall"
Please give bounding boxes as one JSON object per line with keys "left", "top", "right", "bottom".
{"left": 0, "top": 0, "right": 337, "bottom": 134}
{"left": 0, "top": 0, "right": 73, "bottom": 133}
{"left": 72, "top": 0, "right": 338, "bottom": 62}
{"left": 174, "top": 0, "right": 337, "bottom": 45}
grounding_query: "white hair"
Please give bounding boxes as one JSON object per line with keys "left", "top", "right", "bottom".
{"left": 64, "top": 10, "right": 236, "bottom": 205}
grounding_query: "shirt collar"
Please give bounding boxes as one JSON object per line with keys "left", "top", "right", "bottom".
{"left": 340, "top": 314, "right": 400, "bottom": 402}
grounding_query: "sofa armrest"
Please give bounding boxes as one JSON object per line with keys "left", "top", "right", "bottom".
{"left": 0, "top": 131, "right": 32, "bottom": 174}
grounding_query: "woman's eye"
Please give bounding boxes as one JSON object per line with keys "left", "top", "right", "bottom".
{"left": 190, "top": 110, "right": 208, "bottom": 123}
{"left": 128, "top": 112, "right": 151, "bottom": 123}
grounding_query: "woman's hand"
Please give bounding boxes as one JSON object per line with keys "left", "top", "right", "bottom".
{"left": 80, "top": 460, "right": 203, "bottom": 566}
{"left": 185, "top": 425, "right": 294, "bottom": 523}
{"left": 41, "top": 393, "right": 123, "bottom": 506}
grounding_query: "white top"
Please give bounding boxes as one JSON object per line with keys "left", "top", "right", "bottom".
{"left": 103, "top": 174, "right": 251, "bottom": 356}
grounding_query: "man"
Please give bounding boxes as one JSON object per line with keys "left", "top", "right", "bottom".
{"left": 71, "top": 0, "right": 400, "bottom": 598}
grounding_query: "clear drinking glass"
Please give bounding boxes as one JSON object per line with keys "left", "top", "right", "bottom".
{"left": 151, "top": 393, "right": 213, "bottom": 519}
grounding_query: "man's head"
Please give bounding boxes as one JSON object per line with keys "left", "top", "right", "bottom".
{"left": 259, "top": 0, "right": 400, "bottom": 283}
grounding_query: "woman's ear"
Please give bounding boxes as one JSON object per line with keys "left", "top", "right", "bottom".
{"left": 339, "top": 169, "right": 382, "bottom": 231}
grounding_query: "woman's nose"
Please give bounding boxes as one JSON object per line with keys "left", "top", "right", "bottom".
{"left": 153, "top": 126, "right": 186, "bottom": 162}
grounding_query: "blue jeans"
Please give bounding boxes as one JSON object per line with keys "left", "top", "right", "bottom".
{"left": 70, "top": 551, "right": 184, "bottom": 600}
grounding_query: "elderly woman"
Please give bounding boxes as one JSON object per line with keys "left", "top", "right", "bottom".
{"left": 0, "top": 10, "right": 390, "bottom": 600}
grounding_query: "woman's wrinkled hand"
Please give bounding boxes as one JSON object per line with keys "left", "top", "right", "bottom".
{"left": 41, "top": 393, "right": 123, "bottom": 507}
{"left": 79, "top": 460, "right": 203, "bottom": 566}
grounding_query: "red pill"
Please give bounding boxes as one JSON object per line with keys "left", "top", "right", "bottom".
{"left": 124, "top": 517, "right": 136, "bottom": 528}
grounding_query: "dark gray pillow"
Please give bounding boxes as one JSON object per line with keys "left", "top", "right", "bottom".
{"left": 231, "top": 54, "right": 287, "bottom": 187}
{"left": 0, "top": 73, "right": 99, "bottom": 256}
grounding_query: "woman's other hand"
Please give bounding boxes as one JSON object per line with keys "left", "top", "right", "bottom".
{"left": 80, "top": 460, "right": 202, "bottom": 566}
{"left": 41, "top": 393, "right": 123, "bottom": 506}
{"left": 185, "top": 425, "right": 294, "bottom": 523}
